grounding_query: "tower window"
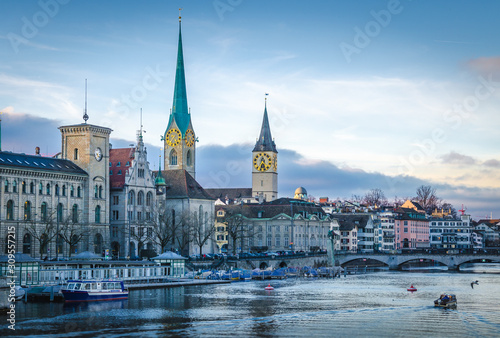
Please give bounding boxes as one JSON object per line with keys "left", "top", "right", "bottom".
{"left": 117, "top": 162, "right": 121, "bottom": 167}
{"left": 170, "top": 149, "right": 178, "bottom": 166}
{"left": 187, "top": 150, "right": 192, "bottom": 166}
{"left": 74, "top": 148, "right": 78, "bottom": 160}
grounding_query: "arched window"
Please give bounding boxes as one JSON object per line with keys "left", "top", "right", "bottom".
{"left": 74, "top": 148, "right": 78, "bottom": 160}
{"left": 56, "top": 235, "right": 64, "bottom": 255}
{"left": 70, "top": 235, "right": 78, "bottom": 255}
{"left": 94, "top": 233, "right": 103, "bottom": 254}
{"left": 70, "top": 185, "right": 74, "bottom": 197}
{"left": 128, "top": 190, "right": 135, "bottom": 205}
{"left": 4, "top": 179, "right": 9, "bottom": 192}
{"left": 169, "top": 149, "right": 177, "bottom": 165}
{"left": 46, "top": 183, "right": 51, "bottom": 195}
{"left": 55, "top": 184, "right": 59, "bottom": 196}
{"left": 146, "top": 192, "right": 153, "bottom": 206}
{"left": 30, "top": 182, "right": 34, "bottom": 194}
{"left": 99, "top": 185, "right": 103, "bottom": 199}
{"left": 22, "top": 181, "right": 27, "bottom": 193}
{"left": 77, "top": 186, "right": 81, "bottom": 198}
{"left": 39, "top": 182, "right": 43, "bottom": 194}
{"left": 23, "top": 234, "right": 31, "bottom": 254}
{"left": 95, "top": 205, "right": 101, "bottom": 223}
{"left": 12, "top": 181, "right": 17, "bottom": 193}
{"left": 62, "top": 185, "right": 66, "bottom": 196}
{"left": 57, "top": 203, "right": 63, "bottom": 223}
{"left": 94, "top": 185, "right": 98, "bottom": 198}
{"left": 187, "top": 150, "right": 192, "bottom": 166}
{"left": 137, "top": 191, "right": 144, "bottom": 205}
{"left": 24, "top": 201, "right": 31, "bottom": 220}
{"left": 41, "top": 202, "right": 48, "bottom": 221}
{"left": 72, "top": 204, "right": 79, "bottom": 223}
{"left": 6, "top": 200, "right": 14, "bottom": 220}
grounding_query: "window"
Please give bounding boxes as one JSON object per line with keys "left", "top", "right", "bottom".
{"left": 6, "top": 200, "right": 14, "bottom": 220}
{"left": 170, "top": 149, "right": 177, "bottom": 165}
{"left": 95, "top": 205, "right": 101, "bottom": 223}
{"left": 12, "top": 181, "right": 17, "bottom": 193}
{"left": 41, "top": 202, "right": 48, "bottom": 221}
{"left": 128, "top": 191, "right": 135, "bottom": 205}
{"left": 109, "top": 162, "right": 112, "bottom": 167}
{"left": 30, "top": 182, "right": 34, "bottom": 194}
{"left": 24, "top": 201, "right": 31, "bottom": 220}
{"left": 46, "top": 183, "right": 51, "bottom": 195}
{"left": 55, "top": 184, "right": 59, "bottom": 196}
{"left": 113, "top": 196, "right": 119, "bottom": 205}
{"left": 146, "top": 192, "right": 152, "bottom": 206}
{"left": 99, "top": 185, "right": 103, "bottom": 199}
{"left": 57, "top": 203, "right": 63, "bottom": 223}
{"left": 22, "top": 181, "right": 27, "bottom": 193}
{"left": 137, "top": 191, "right": 144, "bottom": 205}
{"left": 112, "top": 210, "right": 119, "bottom": 220}
{"left": 77, "top": 186, "right": 81, "bottom": 198}
{"left": 118, "top": 170, "right": 122, "bottom": 175}
{"left": 56, "top": 235, "right": 64, "bottom": 255}
{"left": 187, "top": 150, "right": 192, "bottom": 166}
{"left": 62, "top": 185, "right": 66, "bottom": 196}
{"left": 117, "top": 162, "right": 121, "bottom": 167}
{"left": 74, "top": 148, "right": 78, "bottom": 160}
{"left": 72, "top": 204, "right": 78, "bottom": 223}
{"left": 95, "top": 185, "right": 98, "bottom": 198}
{"left": 138, "top": 169, "right": 144, "bottom": 178}
{"left": 39, "top": 182, "right": 43, "bottom": 194}
{"left": 70, "top": 185, "right": 74, "bottom": 197}
{"left": 4, "top": 180, "right": 8, "bottom": 192}
{"left": 110, "top": 170, "right": 113, "bottom": 175}
{"left": 137, "top": 212, "right": 142, "bottom": 221}
{"left": 126, "top": 161, "right": 130, "bottom": 166}
{"left": 23, "top": 234, "right": 31, "bottom": 254}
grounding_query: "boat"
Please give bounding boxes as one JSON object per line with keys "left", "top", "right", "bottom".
{"left": 407, "top": 285, "right": 417, "bottom": 292}
{"left": 61, "top": 280, "right": 128, "bottom": 302}
{"left": 434, "top": 294, "right": 457, "bottom": 308}
{"left": 14, "top": 286, "right": 26, "bottom": 301}
{"left": 264, "top": 284, "right": 274, "bottom": 290}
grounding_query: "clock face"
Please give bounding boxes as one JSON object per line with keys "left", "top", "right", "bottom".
{"left": 253, "top": 152, "right": 272, "bottom": 172}
{"left": 185, "top": 129, "right": 195, "bottom": 147}
{"left": 272, "top": 154, "right": 277, "bottom": 171}
{"left": 165, "top": 128, "right": 181, "bottom": 147}
{"left": 94, "top": 147, "right": 103, "bottom": 161}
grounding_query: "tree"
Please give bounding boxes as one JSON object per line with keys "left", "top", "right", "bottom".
{"left": 363, "top": 188, "right": 388, "bottom": 207}
{"left": 175, "top": 210, "right": 193, "bottom": 257}
{"left": 130, "top": 219, "right": 152, "bottom": 258}
{"left": 150, "top": 206, "right": 178, "bottom": 254}
{"left": 415, "top": 185, "right": 441, "bottom": 213}
{"left": 224, "top": 205, "right": 258, "bottom": 254}
{"left": 58, "top": 214, "right": 89, "bottom": 258}
{"left": 190, "top": 212, "right": 215, "bottom": 257}
{"left": 25, "top": 213, "right": 57, "bottom": 258}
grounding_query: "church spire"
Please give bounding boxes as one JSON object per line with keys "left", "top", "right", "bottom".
{"left": 253, "top": 95, "right": 277, "bottom": 152}
{"left": 168, "top": 9, "right": 190, "bottom": 136}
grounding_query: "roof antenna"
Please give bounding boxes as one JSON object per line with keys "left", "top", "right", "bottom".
{"left": 83, "top": 79, "right": 89, "bottom": 123}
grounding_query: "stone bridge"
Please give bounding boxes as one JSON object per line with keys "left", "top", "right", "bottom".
{"left": 334, "top": 253, "right": 500, "bottom": 271}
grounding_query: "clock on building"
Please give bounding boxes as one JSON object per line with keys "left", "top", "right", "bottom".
{"left": 94, "top": 147, "right": 103, "bottom": 161}
{"left": 253, "top": 152, "right": 272, "bottom": 172}
{"left": 166, "top": 128, "right": 182, "bottom": 147}
{"left": 185, "top": 129, "right": 195, "bottom": 147}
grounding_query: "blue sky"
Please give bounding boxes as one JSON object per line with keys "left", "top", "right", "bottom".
{"left": 1, "top": 0, "right": 500, "bottom": 219}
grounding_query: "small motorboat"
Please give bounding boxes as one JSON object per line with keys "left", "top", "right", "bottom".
{"left": 434, "top": 293, "right": 457, "bottom": 308}
{"left": 61, "top": 280, "right": 128, "bottom": 302}
{"left": 407, "top": 285, "right": 417, "bottom": 292}
{"left": 264, "top": 284, "right": 274, "bottom": 290}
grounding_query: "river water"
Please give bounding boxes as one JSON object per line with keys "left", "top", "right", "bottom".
{"left": 6, "top": 271, "right": 500, "bottom": 337}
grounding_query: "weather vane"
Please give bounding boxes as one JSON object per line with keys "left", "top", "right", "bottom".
{"left": 179, "top": 8, "right": 182, "bottom": 21}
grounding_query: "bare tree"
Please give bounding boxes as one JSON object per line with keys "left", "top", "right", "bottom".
{"left": 150, "top": 206, "right": 180, "bottom": 254}
{"left": 58, "top": 215, "right": 89, "bottom": 258}
{"left": 224, "top": 206, "right": 258, "bottom": 254}
{"left": 363, "top": 188, "right": 388, "bottom": 207}
{"left": 175, "top": 210, "right": 193, "bottom": 257}
{"left": 130, "top": 220, "right": 153, "bottom": 258}
{"left": 25, "top": 213, "right": 57, "bottom": 259}
{"left": 190, "top": 212, "right": 215, "bottom": 257}
{"left": 415, "top": 185, "right": 441, "bottom": 213}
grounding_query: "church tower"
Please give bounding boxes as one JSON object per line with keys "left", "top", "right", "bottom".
{"left": 163, "top": 13, "right": 196, "bottom": 178}
{"left": 252, "top": 98, "right": 278, "bottom": 201}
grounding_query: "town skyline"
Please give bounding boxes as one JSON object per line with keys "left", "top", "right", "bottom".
{"left": 1, "top": 1, "right": 499, "bottom": 219}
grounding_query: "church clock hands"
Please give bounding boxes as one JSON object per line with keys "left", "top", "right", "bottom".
{"left": 94, "top": 147, "right": 103, "bottom": 161}
{"left": 165, "top": 128, "right": 182, "bottom": 147}
{"left": 185, "top": 129, "right": 195, "bottom": 147}
{"left": 253, "top": 152, "right": 272, "bottom": 172}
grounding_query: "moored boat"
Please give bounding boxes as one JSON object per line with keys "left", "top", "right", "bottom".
{"left": 61, "top": 280, "right": 128, "bottom": 302}
{"left": 434, "top": 293, "right": 457, "bottom": 308}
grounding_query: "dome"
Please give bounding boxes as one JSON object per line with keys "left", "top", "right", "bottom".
{"left": 294, "top": 187, "right": 307, "bottom": 195}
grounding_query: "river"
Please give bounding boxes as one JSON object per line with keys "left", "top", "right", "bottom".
{"left": 5, "top": 271, "right": 500, "bottom": 337}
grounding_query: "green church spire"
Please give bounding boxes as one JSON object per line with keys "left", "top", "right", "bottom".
{"left": 167, "top": 12, "right": 190, "bottom": 137}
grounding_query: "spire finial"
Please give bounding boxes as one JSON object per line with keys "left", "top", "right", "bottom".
{"left": 179, "top": 8, "right": 182, "bottom": 22}
{"left": 83, "top": 79, "right": 89, "bottom": 123}
{"left": 265, "top": 93, "right": 269, "bottom": 107}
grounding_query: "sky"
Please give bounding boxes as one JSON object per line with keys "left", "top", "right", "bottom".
{"left": 1, "top": 0, "right": 500, "bottom": 220}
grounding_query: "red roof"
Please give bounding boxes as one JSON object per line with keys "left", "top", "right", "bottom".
{"left": 109, "top": 148, "right": 134, "bottom": 188}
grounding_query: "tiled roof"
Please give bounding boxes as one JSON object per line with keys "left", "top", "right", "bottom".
{"left": 154, "top": 169, "right": 214, "bottom": 200}
{"left": 109, "top": 148, "right": 134, "bottom": 188}
{"left": 332, "top": 214, "right": 370, "bottom": 231}
{"left": 0, "top": 151, "right": 87, "bottom": 175}
{"left": 221, "top": 198, "right": 326, "bottom": 219}
{"left": 205, "top": 188, "right": 253, "bottom": 201}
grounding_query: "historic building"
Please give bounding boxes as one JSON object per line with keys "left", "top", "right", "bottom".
{"left": 394, "top": 207, "right": 430, "bottom": 251}
{"left": 1, "top": 121, "right": 112, "bottom": 259}
{"left": 429, "top": 214, "right": 473, "bottom": 251}
{"left": 109, "top": 126, "right": 157, "bottom": 259}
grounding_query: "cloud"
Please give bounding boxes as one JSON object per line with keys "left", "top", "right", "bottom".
{"left": 483, "top": 159, "right": 500, "bottom": 168}
{"left": 439, "top": 151, "right": 476, "bottom": 166}
{"left": 466, "top": 56, "right": 500, "bottom": 76}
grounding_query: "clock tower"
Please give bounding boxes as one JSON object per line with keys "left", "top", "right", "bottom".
{"left": 252, "top": 99, "right": 278, "bottom": 202}
{"left": 163, "top": 14, "right": 196, "bottom": 178}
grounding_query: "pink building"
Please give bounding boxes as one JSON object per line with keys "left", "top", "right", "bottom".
{"left": 394, "top": 207, "right": 430, "bottom": 250}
